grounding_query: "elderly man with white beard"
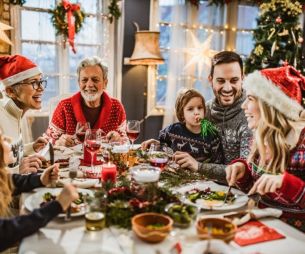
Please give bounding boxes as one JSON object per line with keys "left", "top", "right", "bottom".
{"left": 45, "top": 56, "right": 127, "bottom": 146}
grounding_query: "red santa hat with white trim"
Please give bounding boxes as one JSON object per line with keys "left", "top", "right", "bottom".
{"left": 0, "top": 55, "right": 41, "bottom": 97}
{"left": 243, "top": 65, "right": 305, "bottom": 121}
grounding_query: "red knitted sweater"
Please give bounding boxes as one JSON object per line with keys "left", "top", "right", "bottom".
{"left": 45, "top": 92, "right": 126, "bottom": 143}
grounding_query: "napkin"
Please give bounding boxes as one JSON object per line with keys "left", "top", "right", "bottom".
{"left": 223, "top": 208, "right": 282, "bottom": 226}
{"left": 234, "top": 220, "right": 285, "bottom": 246}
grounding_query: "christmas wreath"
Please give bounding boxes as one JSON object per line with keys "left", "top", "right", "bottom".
{"left": 9, "top": 0, "right": 26, "bottom": 5}
{"left": 50, "top": 0, "right": 85, "bottom": 53}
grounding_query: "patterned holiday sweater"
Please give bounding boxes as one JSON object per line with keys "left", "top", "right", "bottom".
{"left": 234, "top": 127, "right": 305, "bottom": 231}
{"left": 159, "top": 122, "right": 224, "bottom": 164}
{"left": 45, "top": 92, "right": 126, "bottom": 143}
{"left": 198, "top": 92, "right": 252, "bottom": 182}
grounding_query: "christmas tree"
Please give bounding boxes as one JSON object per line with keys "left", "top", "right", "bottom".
{"left": 245, "top": 0, "right": 305, "bottom": 74}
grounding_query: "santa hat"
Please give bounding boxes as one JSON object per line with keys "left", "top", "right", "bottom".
{"left": 0, "top": 55, "right": 41, "bottom": 87}
{"left": 243, "top": 65, "right": 305, "bottom": 121}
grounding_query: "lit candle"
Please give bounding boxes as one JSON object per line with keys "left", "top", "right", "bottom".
{"left": 133, "top": 169, "right": 160, "bottom": 183}
{"left": 101, "top": 163, "right": 117, "bottom": 183}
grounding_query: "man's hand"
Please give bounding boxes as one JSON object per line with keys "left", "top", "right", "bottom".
{"left": 225, "top": 162, "right": 246, "bottom": 186}
{"left": 55, "top": 134, "right": 76, "bottom": 147}
{"left": 141, "top": 139, "right": 159, "bottom": 150}
{"left": 56, "top": 184, "right": 79, "bottom": 211}
{"left": 248, "top": 174, "right": 283, "bottom": 195}
{"left": 33, "top": 137, "right": 48, "bottom": 152}
{"left": 19, "top": 154, "right": 45, "bottom": 174}
{"left": 40, "top": 163, "right": 59, "bottom": 186}
{"left": 173, "top": 151, "right": 199, "bottom": 171}
{"left": 106, "top": 131, "right": 121, "bottom": 142}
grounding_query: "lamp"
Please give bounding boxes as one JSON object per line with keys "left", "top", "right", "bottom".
{"left": 129, "top": 22, "right": 164, "bottom": 65}
{"left": 128, "top": 23, "right": 164, "bottom": 140}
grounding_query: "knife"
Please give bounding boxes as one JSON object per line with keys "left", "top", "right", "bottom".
{"left": 49, "top": 142, "right": 55, "bottom": 165}
{"left": 49, "top": 142, "right": 56, "bottom": 188}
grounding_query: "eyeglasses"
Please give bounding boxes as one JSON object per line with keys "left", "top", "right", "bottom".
{"left": 17, "top": 79, "right": 48, "bottom": 90}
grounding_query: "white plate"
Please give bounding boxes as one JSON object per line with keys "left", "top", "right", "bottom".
{"left": 24, "top": 188, "right": 93, "bottom": 217}
{"left": 70, "top": 144, "right": 83, "bottom": 154}
{"left": 174, "top": 181, "right": 248, "bottom": 211}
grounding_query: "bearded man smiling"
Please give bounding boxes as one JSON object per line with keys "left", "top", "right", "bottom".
{"left": 45, "top": 56, "right": 127, "bottom": 147}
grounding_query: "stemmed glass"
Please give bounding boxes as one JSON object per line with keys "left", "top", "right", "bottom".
{"left": 148, "top": 144, "right": 169, "bottom": 171}
{"left": 126, "top": 120, "right": 140, "bottom": 149}
{"left": 84, "top": 129, "right": 102, "bottom": 172}
{"left": 75, "top": 122, "right": 90, "bottom": 145}
{"left": 65, "top": 158, "right": 79, "bottom": 221}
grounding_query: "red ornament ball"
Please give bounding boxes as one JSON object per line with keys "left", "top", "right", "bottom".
{"left": 275, "top": 17, "right": 282, "bottom": 23}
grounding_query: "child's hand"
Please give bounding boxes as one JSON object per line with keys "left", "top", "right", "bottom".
{"left": 141, "top": 139, "right": 159, "bottom": 150}
{"left": 173, "top": 151, "right": 198, "bottom": 171}
{"left": 248, "top": 174, "right": 283, "bottom": 195}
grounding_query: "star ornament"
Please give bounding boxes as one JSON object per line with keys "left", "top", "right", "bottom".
{"left": 0, "top": 22, "right": 13, "bottom": 46}
{"left": 183, "top": 32, "right": 218, "bottom": 77}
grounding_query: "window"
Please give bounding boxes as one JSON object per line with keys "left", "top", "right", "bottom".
{"left": 11, "top": 0, "right": 112, "bottom": 108}
{"left": 149, "top": 0, "right": 258, "bottom": 115}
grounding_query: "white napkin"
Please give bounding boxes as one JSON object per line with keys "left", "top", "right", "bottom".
{"left": 224, "top": 208, "right": 283, "bottom": 226}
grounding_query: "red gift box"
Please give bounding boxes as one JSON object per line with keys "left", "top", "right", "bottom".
{"left": 234, "top": 221, "right": 285, "bottom": 246}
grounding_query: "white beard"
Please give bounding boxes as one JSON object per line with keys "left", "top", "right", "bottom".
{"left": 80, "top": 90, "right": 103, "bottom": 102}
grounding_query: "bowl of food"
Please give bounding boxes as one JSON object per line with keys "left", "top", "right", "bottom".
{"left": 165, "top": 203, "right": 198, "bottom": 228}
{"left": 132, "top": 212, "right": 173, "bottom": 243}
{"left": 196, "top": 217, "right": 236, "bottom": 243}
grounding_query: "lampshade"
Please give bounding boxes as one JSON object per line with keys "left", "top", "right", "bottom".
{"left": 129, "top": 31, "right": 164, "bottom": 65}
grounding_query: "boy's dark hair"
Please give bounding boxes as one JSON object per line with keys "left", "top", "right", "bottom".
{"left": 175, "top": 88, "right": 206, "bottom": 122}
{"left": 210, "top": 51, "right": 243, "bottom": 77}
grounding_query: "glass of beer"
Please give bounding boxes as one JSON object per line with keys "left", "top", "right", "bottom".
{"left": 85, "top": 195, "right": 106, "bottom": 231}
{"left": 85, "top": 211, "right": 105, "bottom": 231}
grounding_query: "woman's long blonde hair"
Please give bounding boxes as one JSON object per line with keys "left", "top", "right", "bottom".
{"left": 247, "top": 98, "right": 294, "bottom": 174}
{"left": 0, "top": 131, "right": 13, "bottom": 216}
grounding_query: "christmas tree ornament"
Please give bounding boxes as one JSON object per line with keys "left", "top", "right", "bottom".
{"left": 298, "top": 37, "right": 304, "bottom": 43}
{"left": 275, "top": 16, "right": 282, "bottom": 23}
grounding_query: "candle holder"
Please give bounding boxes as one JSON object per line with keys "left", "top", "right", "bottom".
{"left": 130, "top": 165, "right": 160, "bottom": 203}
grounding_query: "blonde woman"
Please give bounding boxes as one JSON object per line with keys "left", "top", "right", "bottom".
{"left": 226, "top": 65, "right": 305, "bottom": 232}
{"left": 0, "top": 129, "right": 79, "bottom": 251}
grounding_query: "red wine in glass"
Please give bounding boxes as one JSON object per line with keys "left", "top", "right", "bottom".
{"left": 127, "top": 130, "right": 140, "bottom": 142}
{"left": 85, "top": 140, "right": 101, "bottom": 153}
{"left": 149, "top": 152, "right": 168, "bottom": 170}
{"left": 76, "top": 132, "right": 86, "bottom": 143}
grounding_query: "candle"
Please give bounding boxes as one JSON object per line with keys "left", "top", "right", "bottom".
{"left": 83, "top": 146, "right": 97, "bottom": 164}
{"left": 133, "top": 168, "right": 160, "bottom": 183}
{"left": 101, "top": 163, "right": 117, "bottom": 183}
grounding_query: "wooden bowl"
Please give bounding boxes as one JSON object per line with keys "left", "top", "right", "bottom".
{"left": 196, "top": 217, "right": 236, "bottom": 243}
{"left": 132, "top": 212, "right": 173, "bottom": 243}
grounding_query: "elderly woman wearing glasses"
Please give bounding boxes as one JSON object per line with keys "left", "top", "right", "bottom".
{"left": 0, "top": 55, "right": 48, "bottom": 174}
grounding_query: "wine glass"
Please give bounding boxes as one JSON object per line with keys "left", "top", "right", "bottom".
{"left": 75, "top": 122, "right": 90, "bottom": 144}
{"left": 126, "top": 120, "right": 140, "bottom": 149}
{"left": 65, "top": 158, "right": 79, "bottom": 221}
{"left": 148, "top": 144, "right": 169, "bottom": 171}
{"left": 84, "top": 129, "right": 102, "bottom": 172}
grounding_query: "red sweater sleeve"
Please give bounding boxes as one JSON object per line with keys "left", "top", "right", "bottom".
{"left": 279, "top": 171, "right": 305, "bottom": 208}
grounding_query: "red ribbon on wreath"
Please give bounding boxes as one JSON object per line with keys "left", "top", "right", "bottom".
{"left": 62, "top": 0, "right": 80, "bottom": 53}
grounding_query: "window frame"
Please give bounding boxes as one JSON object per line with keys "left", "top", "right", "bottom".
{"left": 9, "top": 0, "right": 118, "bottom": 113}
{"left": 148, "top": 0, "right": 258, "bottom": 116}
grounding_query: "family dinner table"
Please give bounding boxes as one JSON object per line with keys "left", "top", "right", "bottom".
{"left": 18, "top": 145, "right": 305, "bottom": 254}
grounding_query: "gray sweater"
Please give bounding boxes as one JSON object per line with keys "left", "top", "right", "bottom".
{"left": 198, "top": 91, "right": 252, "bottom": 182}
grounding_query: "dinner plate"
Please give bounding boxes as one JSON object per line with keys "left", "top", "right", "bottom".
{"left": 174, "top": 181, "right": 248, "bottom": 211}
{"left": 24, "top": 188, "right": 93, "bottom": 217}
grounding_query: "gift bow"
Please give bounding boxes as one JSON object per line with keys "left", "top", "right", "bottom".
{"left": 62, "top": 0, "right": 80, "bottom": 53}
